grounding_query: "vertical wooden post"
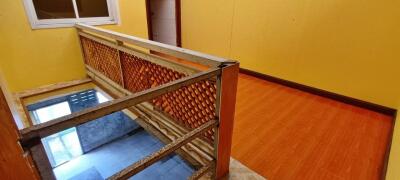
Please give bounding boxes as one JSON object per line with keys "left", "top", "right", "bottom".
{"left": 29, "top": 142, "right": 56, "bottom": 180}
{"left": 76, "top": 29, "right": 86, "bottom": 64}
{"left": 215, "top": 63, "right": 239, "bottom": 179}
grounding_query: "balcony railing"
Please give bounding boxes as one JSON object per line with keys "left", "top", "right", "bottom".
{"left": 19, "top": 23, "right": 239, "bottom": 180}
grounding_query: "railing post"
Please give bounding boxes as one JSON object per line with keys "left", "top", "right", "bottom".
{"left": 28, "top": 142, "right": 56, "bottom": 180}
{"left": 214, "top": 63, "right": 239, "bottom": 179}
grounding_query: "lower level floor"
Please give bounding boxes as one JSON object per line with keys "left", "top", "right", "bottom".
{"left": 54, "top": 129, "right": 194, "bottom": 180}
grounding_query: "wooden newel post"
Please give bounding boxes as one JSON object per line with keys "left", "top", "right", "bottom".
{"left": 215, "top": 63, "right": 239, "bottom": 179}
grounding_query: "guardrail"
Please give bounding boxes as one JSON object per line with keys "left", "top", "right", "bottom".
{"left": 19, "top": 23, "right": 239, "bottom": 180}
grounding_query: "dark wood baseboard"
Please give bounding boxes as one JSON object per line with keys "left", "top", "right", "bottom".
{"left": 239, "top": 68, "right": 397, "bottom": 116}
{"left": 382, "top": 111, "right": 397, "bottom": 180}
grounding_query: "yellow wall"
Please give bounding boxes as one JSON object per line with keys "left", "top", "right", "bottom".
{"left": 181, "top": 0, "right": 235, "bottom": 58}
{"left": 182, "top": 0, "right": 400, "bottom": 109}
{"left": 0, "top": 0, "right": 148, "bottom": 93}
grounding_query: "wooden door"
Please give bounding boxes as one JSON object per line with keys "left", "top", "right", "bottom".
{"left": 0, "top": 87, "right": 38, "bottom": 179}
{"left": 147, "top": 0, "right": 181, "bottom": 47}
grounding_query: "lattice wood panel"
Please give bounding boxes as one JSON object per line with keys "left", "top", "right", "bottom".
{"left": 80, "top": 36, "right": 123, "bottom": 86}
{"left": 120, "top": 52, "right": 216, "bottom": 141}
{"left": 80, "top": 36, "right": 217, "bottom": 142}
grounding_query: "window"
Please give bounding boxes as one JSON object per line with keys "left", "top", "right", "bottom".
{"left": 31, "top": 101, "right": 83, "bottom": 167}
{"left": 32, "top": 101, "right": 71, "bottom": 124}
{"left": 23, "top": 0, "right": 119, "bottom": 29}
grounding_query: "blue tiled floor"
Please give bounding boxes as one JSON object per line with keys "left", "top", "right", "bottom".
{"left": 53, "top": 130, "right": 194, "bottom": 180}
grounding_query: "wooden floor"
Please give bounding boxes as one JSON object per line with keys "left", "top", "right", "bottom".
{"left": 231, "top": 74, "right": 393, "bottom": 180}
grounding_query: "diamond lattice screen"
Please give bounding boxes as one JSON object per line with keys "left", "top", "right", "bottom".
{"left": 80, "top": 36, "right": 216, "bottom": 142}
{"left": 80, "top": 36, "right": 123, "bottom": 86}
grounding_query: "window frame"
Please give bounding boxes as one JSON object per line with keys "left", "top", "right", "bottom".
{"left": 23, "top": 0, "right": 120, "bottom": 29}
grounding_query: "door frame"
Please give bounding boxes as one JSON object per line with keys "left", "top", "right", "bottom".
{"left": 145, "top": 0, "right": 182, "bottom": 47}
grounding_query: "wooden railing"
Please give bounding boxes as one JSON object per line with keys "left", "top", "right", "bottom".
{"left": 19, "top": 23, "right": 239, "bottom": 180}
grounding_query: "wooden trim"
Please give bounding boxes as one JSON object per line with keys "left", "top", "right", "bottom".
{"left": 215, "top": 63, "right": 239, "bottom": 179}
{"left": 13, "top": 95, "right": 32, "bottom": 128}
{"left": 75, "top": 23, "right": 231, "bottom": 67}
{"left": 15, "top": 78, "right": 92, "bottom": 99}
{"left": 76, "top": 28, "right": 88, "bottom": 77}
{"left": 20, "top": 100, "right": 34, "bottom": 127}
{"left": 145, "top": 0, "right": 153, "bottom": 41}
{"left": 188, "top": 161, "right": 214, "bottom": 180}
{"left": 175, "top": 0, "right": 182, "bottom": 47}
{"left": 239, "top": 68, "right": 397, "bottom": 116}
{"left": 382, "top": 111, "right": 397, "bottom": 180}
{"left": 107, "top": 119, "right": 218, "bottom": 180}
{"left": 19, "top": 68, "right": 221, "bottom": 146}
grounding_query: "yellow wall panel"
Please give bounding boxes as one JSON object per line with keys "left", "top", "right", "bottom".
{"left": 182, "top": 0, "right": 400, "bottom": 109}
{"left": 181, "top": 0, "right": 235, "bottom": 58}
{"left": 0, "top": 0, "right": 148, "bottom": 92}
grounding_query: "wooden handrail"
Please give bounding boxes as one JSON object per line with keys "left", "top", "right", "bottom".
{"left": 78, "top": 31, "right": 201, "bottom": 75}
{"left": 107, "top": 119, "right": 218, "bottom": 180}
{"left": 75, "top": 23, "right": 233, "bottom": 67}
{"left": 19, "top": 68, "right": 221, "bottom": 146}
